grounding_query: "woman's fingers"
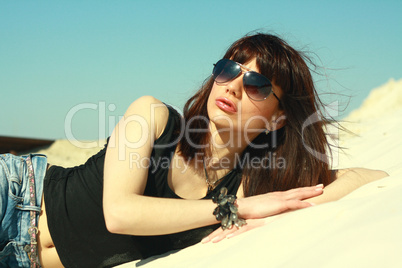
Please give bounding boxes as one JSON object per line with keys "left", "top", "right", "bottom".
{"left": 283, "top": 199, "right": 315, "bottom": 211}
{"left": 201, "top": 219, "right": 267, "bottom": 244}
{"left": 279, "top": 184, "right": 324, "bottom": 200}
{"left": 234, "top": 185, "right": 324, "bottom": 222}
{"left": 257, "top": 185, "right": 322, "bottom": 216}
{"left": 201, "top": 226, "right": 237, "bottom": 244}
{"left": 226, "top": 219, "right": 266, "bottom": 239}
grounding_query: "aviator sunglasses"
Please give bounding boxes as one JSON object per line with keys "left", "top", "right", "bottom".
{"left": 212, "top": 59, "right": 280, "bottom": 101}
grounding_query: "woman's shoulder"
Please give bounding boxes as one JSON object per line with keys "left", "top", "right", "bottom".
{"left": 125, "top": 95, "right": 178, "bottom": 140}
{"left": 126, "top": 95, "right": 167, "bottom": 113}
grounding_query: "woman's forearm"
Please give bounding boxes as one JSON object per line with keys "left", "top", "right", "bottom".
{"left": 305, "top": 168, "right": 388, "bottom": 204}
{"left": 104, "top": 194, "right": 218, "bottom": 236}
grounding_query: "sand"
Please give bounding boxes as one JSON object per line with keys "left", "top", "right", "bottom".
{"left": 32, "top": 139, "right": 107, "bottom": 167}
{"left": 35, "top": 79, "right": 402, "bottom": 267}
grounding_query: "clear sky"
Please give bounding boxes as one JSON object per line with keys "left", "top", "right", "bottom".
{"left": 1, "top": 0, "right": 401, "bottom": 140}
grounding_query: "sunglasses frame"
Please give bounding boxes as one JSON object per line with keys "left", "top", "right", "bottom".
{"left": 212, "top": 59, "right": 280, "bottom": 102}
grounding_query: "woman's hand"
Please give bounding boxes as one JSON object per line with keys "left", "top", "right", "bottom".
{"left": 237, "top": 184, "right": 323, "bottom": 220}
{"left": 202, "top": 184, "right": 323, "bottom": 243}
{"left": 201, "top": 218, "right": 268, "bottom": 243}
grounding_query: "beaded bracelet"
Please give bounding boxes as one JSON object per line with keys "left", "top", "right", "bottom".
{"left": 212, "top": 187, "right": 247, "bottom": 230}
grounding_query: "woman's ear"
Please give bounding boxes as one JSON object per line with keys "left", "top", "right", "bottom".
{"left": 268, "top": 112, "right": 286, "bottom": 131}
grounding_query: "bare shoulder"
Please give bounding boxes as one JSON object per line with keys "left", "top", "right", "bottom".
{"left": 125, "top": 95, "right": 168, "bottom": 116}
{"left": 125, "top": 95, "right": 170, "bottom": 139}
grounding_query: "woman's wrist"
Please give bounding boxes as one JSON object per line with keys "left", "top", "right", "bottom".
{"left": 235, "top": 197, "right": 249, "bottom": 219}
{"left": 212, "top": 187, "right": 246, "bottom": 229}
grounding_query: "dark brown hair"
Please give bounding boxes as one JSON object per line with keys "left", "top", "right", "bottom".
{"left": 180, "top": 33, "right": 334, "bottom": 197}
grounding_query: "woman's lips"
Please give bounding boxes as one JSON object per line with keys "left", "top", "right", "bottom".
{"left": 215, "top": 97, "right": 237, "bottom": 113}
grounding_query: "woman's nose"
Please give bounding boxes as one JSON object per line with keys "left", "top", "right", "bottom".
{"left": 225, "top": 75, "right": 243, "bottom": 98}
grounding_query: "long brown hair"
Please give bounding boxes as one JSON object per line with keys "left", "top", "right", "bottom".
{"left": 179, "top": 33, "right": 334, "bottom": 197}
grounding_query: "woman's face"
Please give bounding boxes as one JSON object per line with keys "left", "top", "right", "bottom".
{"left": 207, "top": 58, "right": 285, "bottom": 143}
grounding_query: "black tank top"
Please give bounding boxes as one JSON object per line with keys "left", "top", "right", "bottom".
{"left": 43, "top": 104, "right": 242, "bottom": 268}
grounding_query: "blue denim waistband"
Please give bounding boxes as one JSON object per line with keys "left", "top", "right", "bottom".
{"left": 0, "top": 153, "right": 47, "bottom": 267}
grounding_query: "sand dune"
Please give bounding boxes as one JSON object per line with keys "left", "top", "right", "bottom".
{"left": 346, "top": 78, "right": 402, "bottom": 122}
{"left": 337, "top": 79, "right": 402, "bottom": 173}
{"left": 33, "top": 139, "right": 106, "bottom": 167}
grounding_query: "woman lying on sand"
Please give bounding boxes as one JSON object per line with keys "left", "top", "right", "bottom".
{"left": 0, "top": 33, "right": 387, "bottom": 268}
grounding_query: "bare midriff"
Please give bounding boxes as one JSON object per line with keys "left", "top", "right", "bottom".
{"left": 37, "top": 164, "right": 64, "bottom": 268}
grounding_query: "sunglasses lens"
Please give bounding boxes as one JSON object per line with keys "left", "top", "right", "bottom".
{"left": 212, "top": 59, "right": 241, "bottom": 83}
{"left": 243, "top": 72, "right": 272, "bottom": 100}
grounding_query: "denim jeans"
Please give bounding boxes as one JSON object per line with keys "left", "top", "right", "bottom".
{"left": 0, "top": 153, "right": 47, "bottom": 267}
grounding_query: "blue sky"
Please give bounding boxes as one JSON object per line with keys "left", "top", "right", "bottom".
{"left": 1, "top": 0, "right": 401, "bottom": 140}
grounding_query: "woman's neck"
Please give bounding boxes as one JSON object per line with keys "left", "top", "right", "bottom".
{"left": 205, "top": 122, "right": 260, "bottom": 171}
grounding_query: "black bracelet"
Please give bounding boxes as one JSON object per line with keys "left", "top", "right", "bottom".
{"left": 212, "top": 187, "right": 246, "bottom": 230}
